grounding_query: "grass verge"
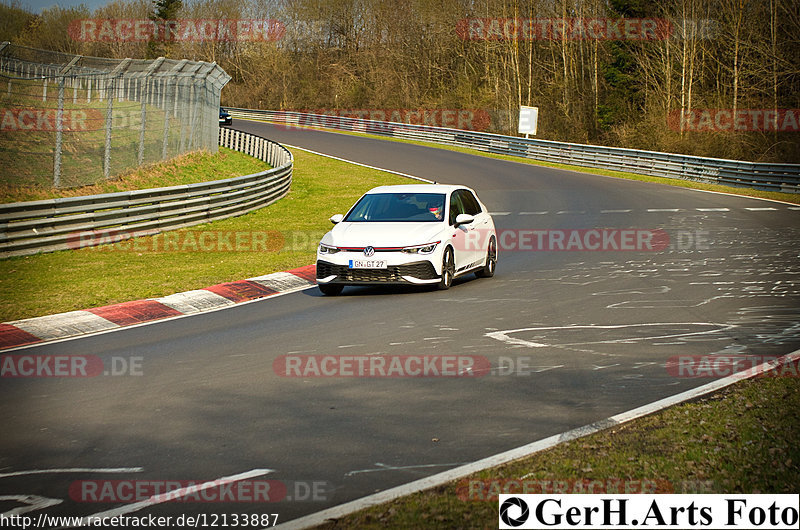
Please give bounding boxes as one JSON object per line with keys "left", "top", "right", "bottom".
{"left": 0, "top": 148, "right": 409, "bottom": 321}
{"left": 250, "top": 120, "right": 800, "bottom": 205}
{"left": 0, "top": 147, "right": 269, "bottom": 203}
{"left": 316, "top": 373, "right": 799, "bottom": 529}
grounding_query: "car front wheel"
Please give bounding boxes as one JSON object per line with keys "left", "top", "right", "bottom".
{"left": 437, "top": 247, "right": 455, "bottom": 290}
{"left": 475, "top": 236, "right": 497, "bottom": 278}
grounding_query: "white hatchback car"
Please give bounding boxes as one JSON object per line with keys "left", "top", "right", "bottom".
{"left": 316, "top": 184, "right": 497, "bottom": 295}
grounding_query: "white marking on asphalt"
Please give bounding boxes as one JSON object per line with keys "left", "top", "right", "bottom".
{"left": 344, "top": 462, "right": 469, "bottom": 477}
{"left": 592, "top": 364, "right": 621, "bottom": 371}
{"left": 605, "top": 297, "right": 731, "bottom": 309}
{"left": 557, "top": 210, "right": 585, "bottom": 214}
{"left": 600, "top": 209, "right": 632, "bottom": 213}
{"left": 278, "top": 143, "right": 434, "bottom": 183}
{"left": 0, "top": 467, "right": 144, "bottom": 479}
{"left": 646, "top": 208, "right": 681, "bottom": 212}
{"left": 389, "top": 341, "right": 416, "bottom": 346}
{"left": 337, "top": 344, "right": 365, "bottom": 349}
{"left": 592, "top": 286, "right": 670, "bottom": 296}
{"left": 489, "top": 212, "right": 511, "bottom": 216}
{"left": 745, "top": 207, "right": 777, "bottom": 211}
{"left": 631, "top": 362, "right": 659, "bottom": 369}
{"left": 519, "top": 211, "right": 549, "bottom": 215}
{"left": 526, "top": 365, "right": 564, "bottom": 373}
{"left": 696, "top": 208, "right": 729, "bottom": 212}
{"left": 0, "top": 495, "right": 62, "bottom": 517}
{"left": 68, "top": 469, "right": 273, "bottom": 528}
{"left": 789, "top": 207, "right": 800, "bottom": 210}
{"left": 486, "top": 323, "right": 735, "bottom": 349}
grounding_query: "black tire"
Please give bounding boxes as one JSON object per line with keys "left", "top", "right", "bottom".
{"left": 475, "top": 236, "right": 497, "bottom": 278}
{"left": 319, "top": 283, "right": 344, "bottom": 296}
{"left": 437, "top": 247, "right": 455, "bottom": 290}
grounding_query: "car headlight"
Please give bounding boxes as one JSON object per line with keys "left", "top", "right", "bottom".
{"left": 401, "top": 242, "right": 439, "bottom": 254}
{"left": 319, "top": 243, "right": 340, "bottom": 254}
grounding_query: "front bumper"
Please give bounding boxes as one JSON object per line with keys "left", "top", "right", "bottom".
{"left": 316, "top": 259, "right": 440, "bottom": 285}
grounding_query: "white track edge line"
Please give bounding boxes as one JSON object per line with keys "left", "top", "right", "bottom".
{"left": 280, "top": 142, "right": 435, "bottom": 184}
{"left": 273, "top": 349, "right": 800, "bottom": 529}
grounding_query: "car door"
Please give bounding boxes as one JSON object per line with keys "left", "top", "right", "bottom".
{"left": 459, "top": 189, "right": 492, "bottom": 264}
{"left": 449, "top": 190, "right": 480, "bottom": 270}
{"left": 448, "top": 191, "right": 470, "bottom": 271}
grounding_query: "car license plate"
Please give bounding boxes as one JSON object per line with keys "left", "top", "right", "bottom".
{"left": 349, "top": 259, "right": 387, "bottom": 269}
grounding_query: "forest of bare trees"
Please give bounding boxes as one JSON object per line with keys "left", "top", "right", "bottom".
{"left": 2, "top": 0, "right": 799, "bottom": 162}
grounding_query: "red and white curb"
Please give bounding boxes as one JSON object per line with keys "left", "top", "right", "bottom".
{"left": 0, "top": 265, "right": 316, "bottom": 351}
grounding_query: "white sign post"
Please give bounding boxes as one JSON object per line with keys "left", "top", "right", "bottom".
{"left": 518, "top": 106, "right": 538, "bottom": 138}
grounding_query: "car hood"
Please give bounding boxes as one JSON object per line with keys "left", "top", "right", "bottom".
{"left": 324, "top": 222, "right": 446, "bottom": 248}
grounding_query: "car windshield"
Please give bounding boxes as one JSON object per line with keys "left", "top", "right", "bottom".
{"left": 344, "top": 193, "right": 446, "bottom": 222}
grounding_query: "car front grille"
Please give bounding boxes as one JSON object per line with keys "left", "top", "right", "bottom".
{"left": 316, "top": 260, "right": 438, "bottom": 283}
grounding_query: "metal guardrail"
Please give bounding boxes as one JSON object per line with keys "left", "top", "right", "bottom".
{"left": 0, "top": 128, "right": 292, "bottom": 257}
{"left": 229, "top": 108, "right": 800, "bottom": 194}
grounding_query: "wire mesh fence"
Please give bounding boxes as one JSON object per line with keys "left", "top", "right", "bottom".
{"left": 0, "top": 42, "right": 231, "bottom": 189}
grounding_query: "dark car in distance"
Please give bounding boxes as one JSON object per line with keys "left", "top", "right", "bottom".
{"left": 219, "top": 107, "right": 232, "bottom": 126}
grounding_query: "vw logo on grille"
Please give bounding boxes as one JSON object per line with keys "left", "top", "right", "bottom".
{"left": 363, "top": 246, "right": 375, "bottom": 257}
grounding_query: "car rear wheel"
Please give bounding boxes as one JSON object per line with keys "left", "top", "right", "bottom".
{"left": 437, "top": 247, "right": 454, "bottom": 290}
{"left": 319, "top": 284, "right": 344, "bottom": 296}
{"left": 475, "top": 236, "right": 497, "bottom": 278}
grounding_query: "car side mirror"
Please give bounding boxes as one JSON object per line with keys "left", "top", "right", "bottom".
{"left": 454, "top": 213, "right": 474, "bottom": 227}
{"left": 330, "top": 214, "right": 344, "bottom": 224}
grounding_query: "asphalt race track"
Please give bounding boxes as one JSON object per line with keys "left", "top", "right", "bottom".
{"left": 1, "top": 120, "right": 799, "bottom": 526}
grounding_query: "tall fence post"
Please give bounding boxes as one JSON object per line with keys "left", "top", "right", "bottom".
{"left": 138, "top": 78, "right": 147, "bottom": 165}
{"left": 104, "top": 78, "right": 114, "bottom": 179}
{"left": 54, "top": 77, "right": 64, "bottom": 187}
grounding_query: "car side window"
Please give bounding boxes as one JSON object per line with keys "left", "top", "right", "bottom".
{"left": 449, "top": 192, "right": 465, "bottom": 226}
{"left": 459, "top": 190, "right": 482, "bottom": 215}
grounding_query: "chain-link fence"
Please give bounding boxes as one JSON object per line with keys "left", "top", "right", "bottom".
{"left": 0, "top": 42, "right": 231, "bottom": 188}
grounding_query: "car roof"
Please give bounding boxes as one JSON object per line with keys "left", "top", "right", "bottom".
{"left": 365, "top": 184, "right": 471, "bottom": 195}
